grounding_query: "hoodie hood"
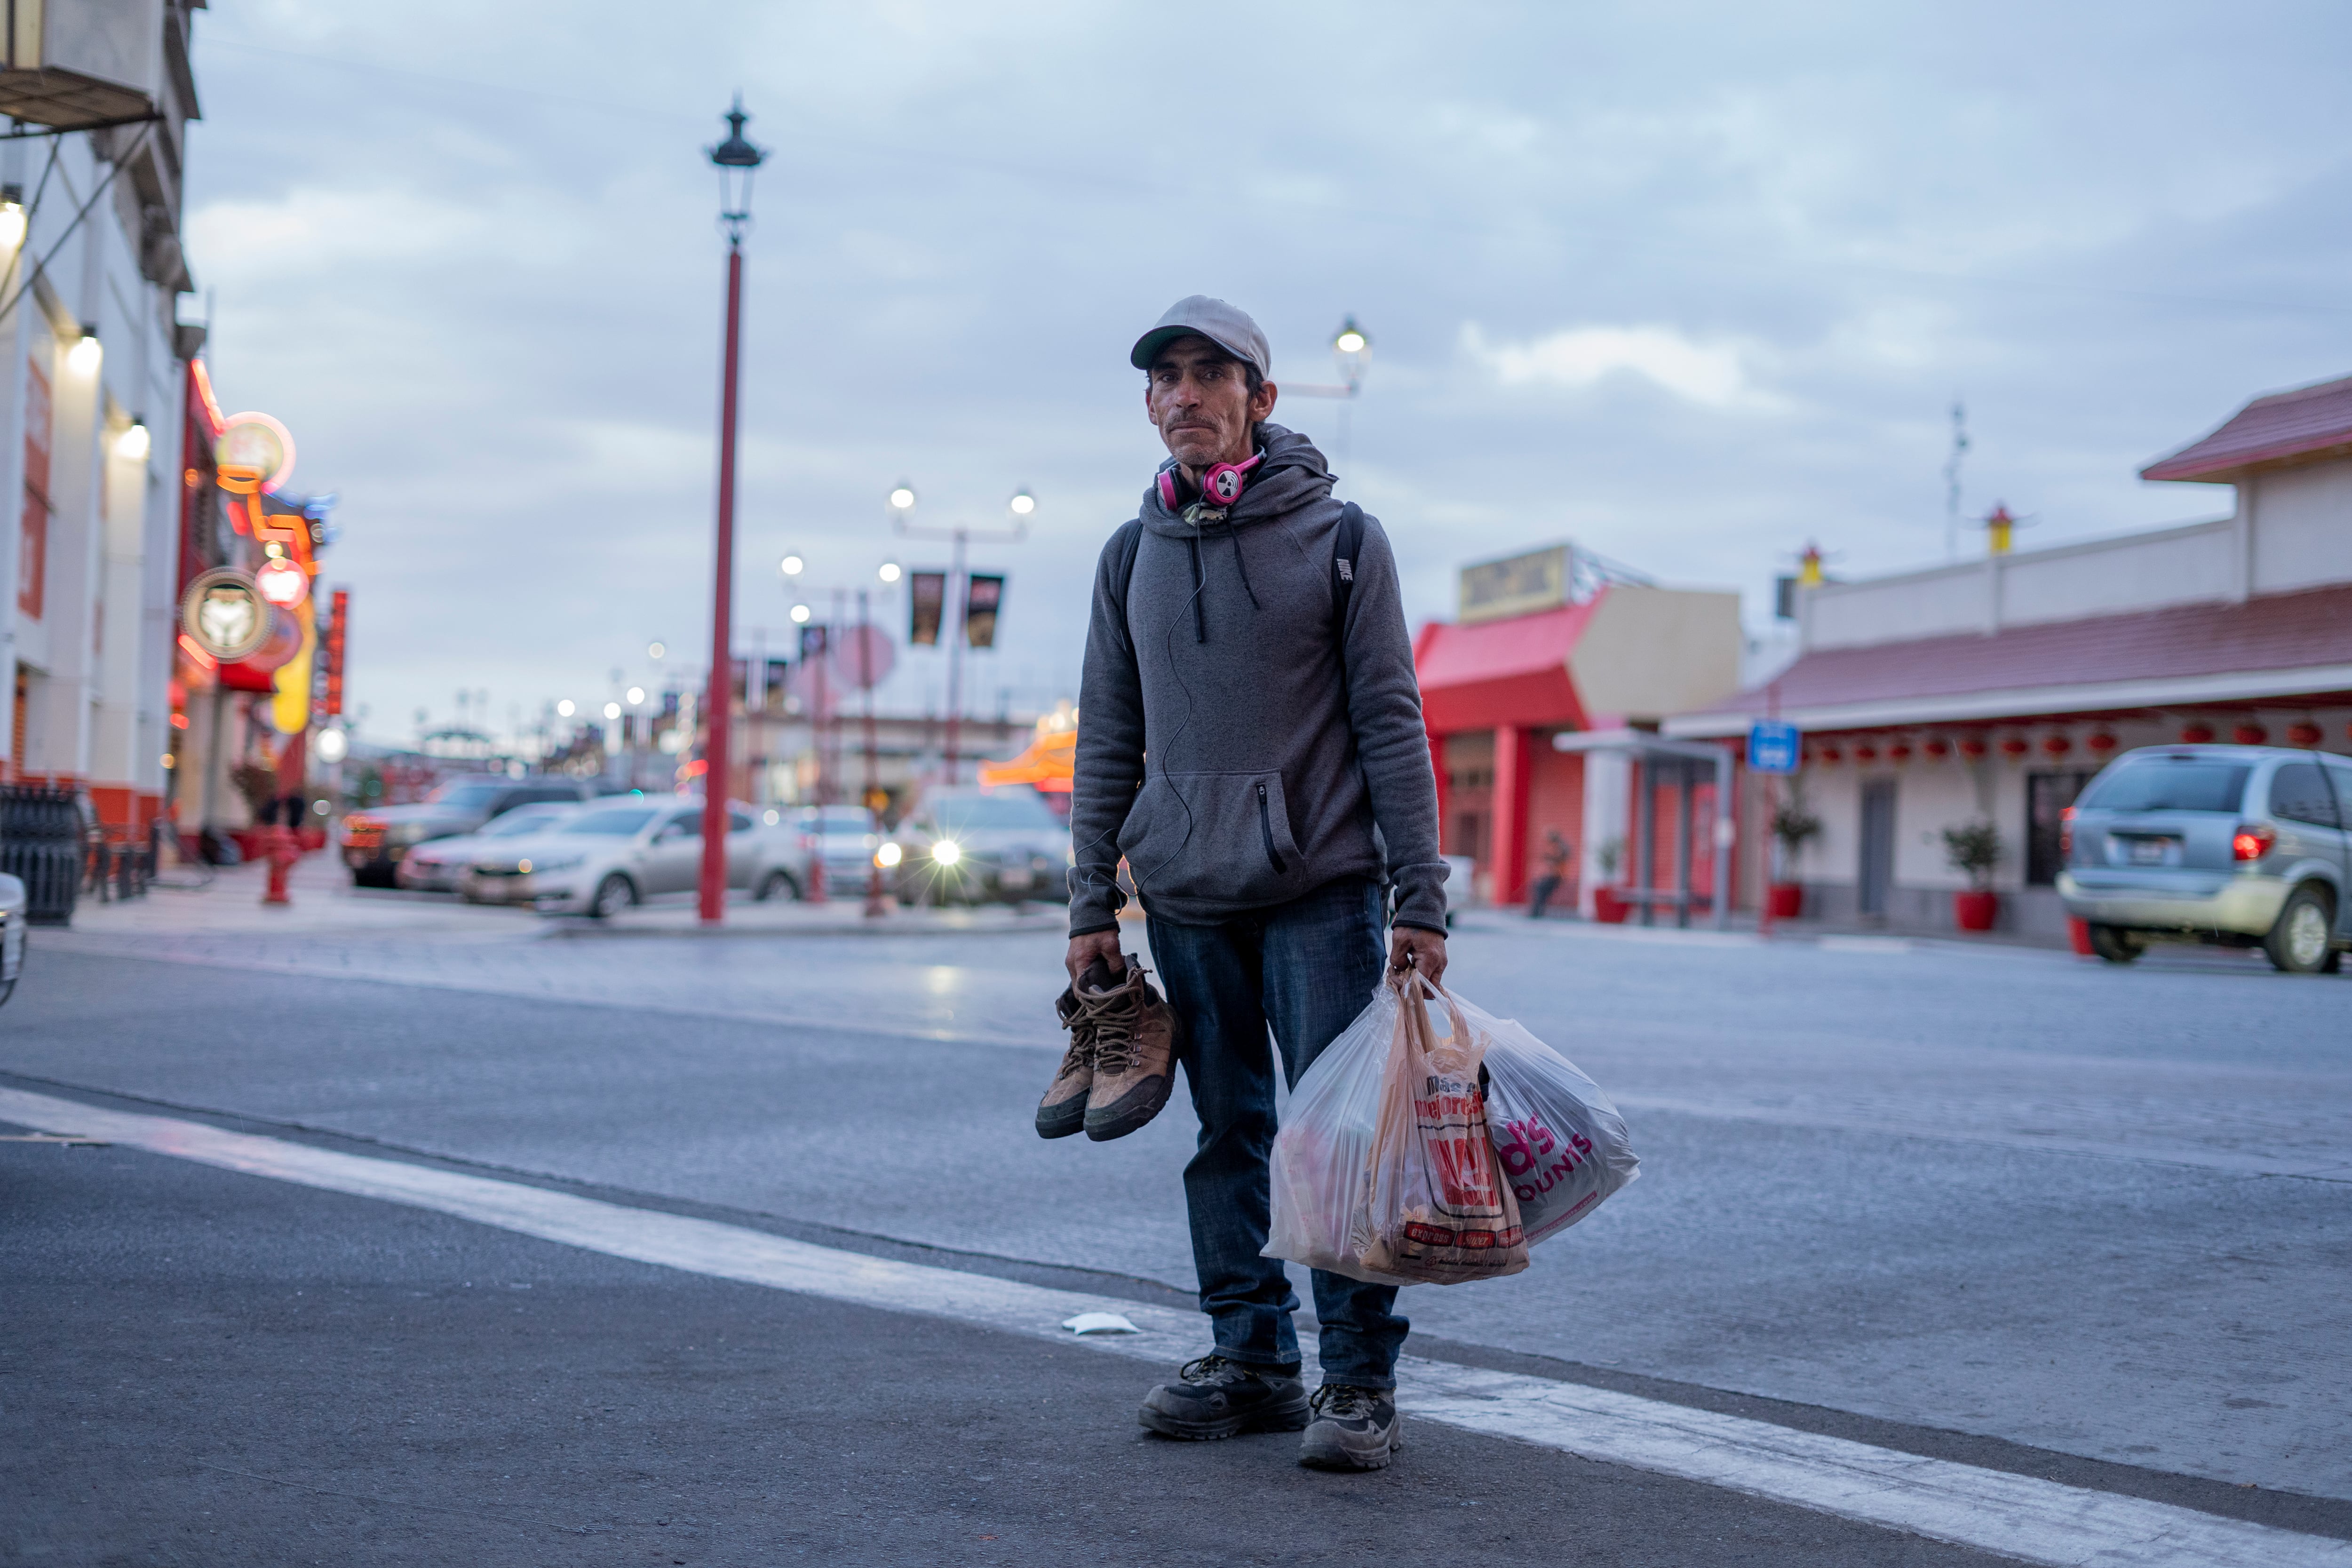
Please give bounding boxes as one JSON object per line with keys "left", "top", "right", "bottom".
{"left": 1138, "top": 422, "right": 1335, "bottom": 538}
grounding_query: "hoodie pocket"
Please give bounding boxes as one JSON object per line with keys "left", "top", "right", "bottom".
{"left": 1117, "top": 771, "right": 1305, "bottom": 909}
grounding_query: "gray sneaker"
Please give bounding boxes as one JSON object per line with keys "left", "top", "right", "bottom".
{"left": 1138, "top": 1354, "right": 1310, "bottom": 1441}
{"left": 1299, "top": 1384, "right": 1402, "bottom": 1470}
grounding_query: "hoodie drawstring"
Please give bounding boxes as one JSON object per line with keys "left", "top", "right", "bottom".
{"left": 1185, "top": 535, "right": 1207, "bottom": 644}
{"left": 1182, "top": 517, "right": 1261, "bottom": 645}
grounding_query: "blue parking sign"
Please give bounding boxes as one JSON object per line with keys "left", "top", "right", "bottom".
{"left": 1748, "top": 720, "right": 1801, "bottom": 774}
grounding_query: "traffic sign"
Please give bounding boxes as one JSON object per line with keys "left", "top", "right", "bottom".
{"left": 1748, "top": 719, "right": 1801, "bottom": 774}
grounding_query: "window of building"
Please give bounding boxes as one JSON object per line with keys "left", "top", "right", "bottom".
{"left": 2025, "top": 770, "right": 2099, "bottom": 885}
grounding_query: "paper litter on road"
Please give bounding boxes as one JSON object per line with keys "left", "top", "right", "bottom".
{"left": 1060, "top": 1312, "right": 1139, "bottom": 1335}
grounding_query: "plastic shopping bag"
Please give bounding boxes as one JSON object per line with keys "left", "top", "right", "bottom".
{"left": 1467, "top": 994, "right": 1640, "bottom": 1245}
{"left": 1265, "top": 975, "right": 1529, "bottom": 1287}
{"left": 1263, "top": 981, "right": 1400, "bottom": 1281}
{"left": 1353, "top": 976, "right": 1530, "bottom": 1285}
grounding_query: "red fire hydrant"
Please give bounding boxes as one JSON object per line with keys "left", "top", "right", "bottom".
{"left": 262, "top": 823, "right": 299, "bottom": 907}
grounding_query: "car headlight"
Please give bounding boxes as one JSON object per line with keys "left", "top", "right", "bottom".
{"left": 932, "top": 839, "right": 961, "bottom": 867}
{"left": 875, "top": 842, "right": 903, "bottom": 868}
{"left": 525, "top": 856, "right": 583, "bottom": 874}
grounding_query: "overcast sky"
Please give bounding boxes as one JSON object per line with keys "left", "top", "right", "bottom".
{"left": 184, "top": 1, "right": 2352, "bottom": 747}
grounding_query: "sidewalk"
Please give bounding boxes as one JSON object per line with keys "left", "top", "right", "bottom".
{"left": 65, "top": 853, "right": 1066, "bottom": 942}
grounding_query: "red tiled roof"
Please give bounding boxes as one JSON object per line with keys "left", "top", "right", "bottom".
{"left": 2141, "top": 374, "right": 2352, "bottom": 482}
{"left": 1414, "top": 598, "right": 1598, "bottom": 733}
{"left": 1691, "top": 582, "right": 2352, "bottom": 724}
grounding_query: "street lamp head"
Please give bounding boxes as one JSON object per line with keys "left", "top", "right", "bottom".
{"left": 1008, "top": 488, "right": 1035, "bottom": 517}
{"left": 790, "top": 603, "right": 812, "bottom": 624}
{"left": 780, "top": 552, "right": 805, "bottom": 577}
{"left": 647, "top": 641, "right": 665, "bottom": 659}
{"left": 557, "top": 699, "right": 576, "bottom": 718}
{"left": 1333, "top": 317, "right": 1369, "bottom": 357}
{"left": 707, "top": 95, "right": 767, "bottom": 235}
{"left": 878, "top": 561, "right": 903, "bottom": 584}
{"left": 627, "top": 686, "right": 646, "bottom": 706}
{"left": 603, "top": 702, "right": 622, "bottom": 721}
{"left": 889, "top": 484, "right": 917, "bottom": 511}
{"left": 1332, "top": 315, "right": 1370, "bottom": 392}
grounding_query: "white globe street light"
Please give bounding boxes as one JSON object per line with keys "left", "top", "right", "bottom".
{"left": 648, "top": 641, "right": 665, "bottom": 660}
{"left": 556, "top": 699, "right": 576, "bottom": 717}
{"left": 889, "top": 484, "right": 916, "bottom": 511}
{"left": 1008, "top": 488, "right": 1035, "bottom": 517}
{"left": 627, "top": 686, "right": 646, "bottom": 706}
{"left": 790, "top": 603, "right": 811, "bottom": 624}
{"left": 780, "top": 553, "right": 804, "bottom": 577}
{"left": 878, "top": 561, "right": 902, "bottom": 583}
{"left": 603, "top": 701, "right": 622, "bottom": 721}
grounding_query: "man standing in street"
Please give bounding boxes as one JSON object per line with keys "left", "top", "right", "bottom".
{"left": 1062, "top": 296, "right": 1448, "bottom": 1472}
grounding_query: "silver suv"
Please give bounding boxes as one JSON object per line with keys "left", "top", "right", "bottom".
{"left": 2058, "top": 744, "right": 2351, "bottom": 972}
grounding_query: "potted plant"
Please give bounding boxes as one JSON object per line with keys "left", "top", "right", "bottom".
{"left": 1768, "top": 800, "right": 1820, "bottom": 918}
{"left": 1591, "top": 836, "right": 1632, "bottom": 923}
{"left": 1941, "top": 820, "right": 2003, "bottom": 932}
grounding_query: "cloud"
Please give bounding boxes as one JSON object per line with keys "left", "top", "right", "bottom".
{"left": 1460, "top": 322, "right": 1756, "bottom": 407}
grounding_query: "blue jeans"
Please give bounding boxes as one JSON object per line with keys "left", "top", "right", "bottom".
{"left": 1146, "top": 876, "right": 1408, "bottom": 1390}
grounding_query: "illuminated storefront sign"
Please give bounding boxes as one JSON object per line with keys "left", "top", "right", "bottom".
{"left": 179, "top": 568, "right": 270, "bottom": 661}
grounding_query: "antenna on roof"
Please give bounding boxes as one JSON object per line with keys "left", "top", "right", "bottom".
{"left": 1943, "top": 400, "right": 1969, "bottom": 563}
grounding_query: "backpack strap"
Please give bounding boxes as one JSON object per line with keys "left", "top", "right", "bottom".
{"left": 1107, "top": 518, "right": 1145, "bottom": 655}
{"left": 1332, "top": 502, "right": 1364, "bottom": 642}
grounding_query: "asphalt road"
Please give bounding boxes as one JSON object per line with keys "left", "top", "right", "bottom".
{"left": 10, "top": 885, "right": 2352, "bottom": 1560}
{"left": 4, "top": 1116, "right": 2015, "bottom": 1567}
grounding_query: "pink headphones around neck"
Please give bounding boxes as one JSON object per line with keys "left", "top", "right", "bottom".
{"left": 1158, "top": 451, "right": 1263, "bottom": 512}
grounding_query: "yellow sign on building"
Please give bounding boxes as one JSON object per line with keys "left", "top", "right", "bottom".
{"left": 1459, "top": 544, "right": 1568, "bottom": 625}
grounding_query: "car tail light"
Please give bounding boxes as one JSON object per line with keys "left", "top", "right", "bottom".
{"left": 2232, "top": 823, "right": 2275, "bottom": 861}
{"left": 2059, "top": 805, "right": 2075, "bottom": 858}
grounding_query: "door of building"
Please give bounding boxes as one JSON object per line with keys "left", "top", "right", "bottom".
{"left": 1858, "top": 778, "right": 1896, "bottom": 917}
{"left": 2025, "top": 770, "right": 2099, "bottom": 885}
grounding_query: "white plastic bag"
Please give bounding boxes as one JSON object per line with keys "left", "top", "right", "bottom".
{"left": 1469, "top": 995, "right": 1640, "bottom": 1244}
{"left": 1265, "top": 976, "right": 1529, "bottom": 1287}
{"left": 1263, "top": 981, "right": 1400, "bottom": 1283}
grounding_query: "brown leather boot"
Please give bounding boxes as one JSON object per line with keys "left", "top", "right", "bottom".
{"left": 1035, "top": 986, "right": 1094, "bottom": 1139}
{"left": 1081, "top": 956, "right": 1180, "bottom": 1141}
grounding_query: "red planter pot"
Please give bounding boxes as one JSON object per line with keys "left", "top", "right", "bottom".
{"left": 1767, "top": 883, "right": 1804, "bottom": 918}
{"left": 1953, "top": 889, "right": 1999, "bottom": 932}
{"left": 1592, "top": 887, "right": 1633, "bottom": 924}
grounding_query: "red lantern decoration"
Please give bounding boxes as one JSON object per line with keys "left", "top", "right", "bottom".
{"left": 2233, "top": 723, "right": 2267, "bottom": 746}
{"left": 2041, "top": 734, "right": 2073, "bottom": 757}
{"left": 2179, "top": 723, "right": 2214, "bottom": 744}
{"left": 1999, "top": 736, "right": 2030, "bottom": 759}
{"left": 1853, "top": 743, "right": 1879, "bottom": 763}
{"left": 1923, "top": 737, "right": 1951, "bottom": 759}
{"left": 2087, "top": 732, "right": 2118, "bottom": 756}
{"left": 1959, "top": 736, "right": 1989, "bottom": 761}
{"left": 1887, "top": 741, "right": 1913, "bottom": 764}
{"left": 1817, "top": 746, "right": 1842, "bottom": 765}
{"left": 2287, "top": 721, "right": 2322, "bottom": 748}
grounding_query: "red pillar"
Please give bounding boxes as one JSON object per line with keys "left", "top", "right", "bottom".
{"left": 1492, "top": 725, "right": 1533, "bottom": 906}
{"left": 698, "top": 241, "right": 746, "bottom": 924}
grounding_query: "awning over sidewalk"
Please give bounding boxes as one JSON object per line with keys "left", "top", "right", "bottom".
{"left": 1668, "top": 581, "right": 2352, "bottom": 738}
{"left": 1413, "top": 600, "right": 1597, "bottom": 732}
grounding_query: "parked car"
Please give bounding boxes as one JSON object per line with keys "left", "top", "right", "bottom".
{"left": 2057, "top": 744, "right": 2352, "bottom": 973}
{"left": 794, "top": 804, "right": 883, "bottom": 897}
{"left": 342, "top": 777, "right": 593, "bottom": 888}
{"left": 395, "top": 801, "right": 584, "bottom": 893}
{"left": 0, "top": 871, "right": 24, "bottom": 1008}
{"left": 461, "top": 797, "right": 809, "bottom": 917}
{"left": 879, "top": 786, "right": 1073, "bottom": 907}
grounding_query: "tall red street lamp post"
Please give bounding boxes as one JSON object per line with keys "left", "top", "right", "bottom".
{"left": 699, "top": 97, "right": 765, "bottom": 925}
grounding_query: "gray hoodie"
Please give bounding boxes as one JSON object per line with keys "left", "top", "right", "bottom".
{"left": 1068, "top": 423, "right": 1447, "bottom": 935}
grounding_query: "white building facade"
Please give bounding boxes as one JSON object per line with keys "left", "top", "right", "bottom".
{"left": 1668, "top": 374, "right": 2352, "bottom": 937}
{"left": 0, "top": 0, "right": 205, "bottom": 839}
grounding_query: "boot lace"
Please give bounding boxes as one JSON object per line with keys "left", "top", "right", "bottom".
{"left": 1178, "top": 1354, "right": 1256, "bottom": 1387}
{"left": 1086, "top": 982, "right": 1143, "bottom": 1075}
{"left": 1311, "top": 1385, "right": 1376, "bottom": 1418}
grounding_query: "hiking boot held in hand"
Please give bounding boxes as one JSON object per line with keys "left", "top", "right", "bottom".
{"left": 1138, "top": 1354, "right": 1309, "bottom": 1441}
{"left": 1034, "top": 986, "right": 1095, "bottom": 1140}
{"left": 1298, "top": 1384, "right": 1402, "bottom": 1471}
{"left": 1079, "top": 955, "right": 1180, "bottom": 1141}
